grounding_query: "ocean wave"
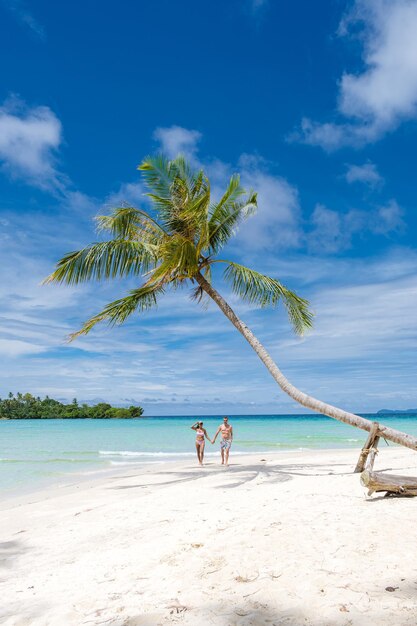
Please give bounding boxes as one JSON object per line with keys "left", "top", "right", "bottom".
{"left": 100, "top": 449, "right": 270, "bottom": 459}
{"left": 0, "top": 458, "right": 97, "bottom": 464}
{"left": 110, "top": 460, "right": 168, "bottom": 466}
{"left": 99, "top": 450, "right": 220, "bottom": 458}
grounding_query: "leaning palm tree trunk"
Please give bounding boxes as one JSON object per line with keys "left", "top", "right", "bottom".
{"left": 196, "top": 272, "right": 417, "bottom": 452}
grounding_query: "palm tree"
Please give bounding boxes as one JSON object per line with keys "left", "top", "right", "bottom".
{"left": 45, "top": 155, "right": 417, "bottom": 453}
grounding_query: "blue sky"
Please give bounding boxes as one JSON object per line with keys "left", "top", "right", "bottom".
{"left": 1, "top": 0, "right": 417, "bottom": 415}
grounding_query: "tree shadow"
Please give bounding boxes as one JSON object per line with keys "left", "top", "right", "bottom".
{"left": 0, "top": 540, "right": 27, "bottom": 568}
{"left": 167, "top": 601, "right": 338, "bottom": 626}
{"left": 198, "top": 602, "right": 287, "bottom": 626}
{"left": 366, "top": 492, "right": 417, "bottom": 502}
{"left": 107, "top": 459, "right": 355, "bottom": 492}
{"left": 0, "top": 601, "right": 47, "bottom": 625}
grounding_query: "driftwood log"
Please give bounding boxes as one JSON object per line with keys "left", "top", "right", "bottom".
{"left": 360, "top": 445, "right": 417, "bottom": 497}
{"left": 354, "top": 422, "right": 380, "bottom": 473}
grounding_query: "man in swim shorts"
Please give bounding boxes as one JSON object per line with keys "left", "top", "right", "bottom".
{"left": 212, "top": 416, "right": 233, "bottom": 466}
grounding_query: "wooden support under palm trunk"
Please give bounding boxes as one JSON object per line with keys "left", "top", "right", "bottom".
{"left": 354, "top": 421, "right": 380, "bottom": 473}
{"left": 360, "top": 437, "right": 417, "bottom": 497}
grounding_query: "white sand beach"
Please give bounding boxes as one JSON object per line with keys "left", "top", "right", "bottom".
{"left": 2, "top": 447, "right": 417, "bottom": 626}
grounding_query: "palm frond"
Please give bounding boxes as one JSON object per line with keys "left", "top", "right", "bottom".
{"left": 44, "top": 240, "right": 158, "bottom": 285}
{"left": 139, "top": 156, "right": 211, "bottom": 241}
{"left": 46, "top": 153, "right": 314, "bottom": 345}
{"left": 95, "top": 207, "right": 166, "bottom": 241}
{"left": 172, "top": 155, "right": 195, "bottom": 196}
{"left": 191, "top": 169, "right": 204, "bottom": 197}
{"left": 150, "top": 235, "right": 199, "bottom": 283}
{"left": 139, "top": 155, "right": 192, "bottom": 235}
{"left": 185, "top": 177, "right": 211, "bottom": 251}
{"left": 68, "top": 282, "right": 165, "bottom": 340}
{"left": 208, "top": 191, "right": 257, "bottom": 254}
{"left": 213, "top": 174, "right": 242, "bottom": 207}
{"left": 138, "top": 154, "right": 174, "bottom": 201}
{"left": 208, "top": 174, "right": 245, "bottom": 225}
{"left": 223, "top": 262, "right": 314, "bottom": 335}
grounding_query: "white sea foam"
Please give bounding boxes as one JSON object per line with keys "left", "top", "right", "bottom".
{"left": 110, "top": 460, "right": 166, "bottom": 466}
{"left": 99, "top": 450, "right": 219, "bottom": 458}
{"left": 100, "top": 449, "right": 267, "bottom": 461}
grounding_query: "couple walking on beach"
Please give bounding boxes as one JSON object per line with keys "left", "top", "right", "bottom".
{"left": 191, "top": 416, "right": 233, "bottom": 466}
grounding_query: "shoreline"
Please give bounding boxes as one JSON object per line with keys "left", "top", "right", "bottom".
{"left": 0, "top": 447, "right": 339, "bottom": 506}
{"left": 2, "top": 447, "right": 417, "bottom": 625}
{"left": 4, "top": 413, "right": 417, "bottom": 503}
{"left": 2, "top": 444, "right": 417, "bottom": 508}
{"left": 0, "top": 444, "right": 389, "bottom": 506}
{"left": 0, "top": 446, "right": 365, "bottom": 504}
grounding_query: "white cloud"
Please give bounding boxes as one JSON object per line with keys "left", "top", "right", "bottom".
{"left": 151, "top": 131, "right": 303, "bottom": 251}
{"left": 150, "top": 127, "right": 404, "bottom": 256}
{"left": 235, "top": 156, "right": 302, "bottom": 251}
{"left": 249, "top": 0, "right": 268, "bottom": 13}
{"left": 104, "top": 182, "right": 145, "bottom": 209}
{"left": 153, "top": 125, "right": 201, "bottom": 160}
{"left": 338, "top": 0, "right": 417, "bottom": 123}
{"left": 345, "top": 162, "right": 383, "bottom": 187}
{"left": 297, "top": 0, "right": 417, "bottom": 150}
{"left": 64, "top": 190, "right": 95, "bottom": 210}
{"left": 296, "top": 118, "right": 359, "bottom": 152}
{"left": 2, "top": 0, "right": 45, "bottom": 40}
{"left": 282, "top": 270, "right": 417, "bottom": 364}
{"left": 236, "top": 250, "right": 417, "bottom": 412}
{"left": 373, "top": 199, "right": 405, "bottom": 234}
{"left": 0, "top": 338, "right": 45, "bottom": 357}
{"left": 308, "top": 204, "right": 349, "bottom": 254}
{"left": 0, "top": 98, "right": 64, "bottom": 190}
{"left": 307, "top": 200, "right": 404, "bottom": 253}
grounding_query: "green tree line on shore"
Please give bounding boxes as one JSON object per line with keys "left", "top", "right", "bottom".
{"left": 0, "top": 392, "right": 144, "bottom": 419}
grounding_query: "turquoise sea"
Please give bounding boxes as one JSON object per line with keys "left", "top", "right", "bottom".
{"left": 1, "top": 414, "right": 417, "bottom": 497}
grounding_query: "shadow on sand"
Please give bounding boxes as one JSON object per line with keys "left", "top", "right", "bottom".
{"left": 115, "top": 601, "right": 346, "bottom": 626}
{"left": 107, "top": 458, "right": 355, "bottom": 493}
{"left": 0, "top": 539, "right": 28, "bottom": 568}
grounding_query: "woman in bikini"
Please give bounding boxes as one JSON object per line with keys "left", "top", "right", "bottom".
{"left": 191, "top": 420, "right": 212, "bottom": 466}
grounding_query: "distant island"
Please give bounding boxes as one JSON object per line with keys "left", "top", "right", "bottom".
{"left": 377, "top": 409, "right": 417, "bottom": 415}
{"left": 0, "top": 392, "right": 144, "bottom": 419}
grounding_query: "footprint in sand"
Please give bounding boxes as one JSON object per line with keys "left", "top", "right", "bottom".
{"left": 200, "top": 556, "right": 227, "bottom": 577}
{"left": 119, "top": 614, "right": 164, "bottom": 625}
{"left": 160, "top": 554, "right": 179, "bottom": 566}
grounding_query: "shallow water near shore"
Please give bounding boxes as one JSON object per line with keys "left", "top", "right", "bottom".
{"left": 1, "top": 413, "right": 417, "bottom": 496}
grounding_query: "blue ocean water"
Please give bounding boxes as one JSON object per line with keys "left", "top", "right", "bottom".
{"left": 1, "top": 414, "right": 417, "bottom": 496}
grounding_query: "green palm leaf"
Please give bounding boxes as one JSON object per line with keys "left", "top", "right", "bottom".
{"left": 96, "top": 206, "right": 166, "bottom": 241}
{"left": 139, "top": 155, "right": 185, "bottom": 232}
{"left": 151, "top": 235, "right": 199, "bottom": 282}
{"left": 139, "top": 156, "right": 211, "bottom": 239}
{"left": 210, "top": 174, "right": 244, "bottom": 214}
{"left": 208, "top": 184, "right": 257, "bottom": 253}
{"left": 46, "top": 154, "right": 313, "bottom": 343}
{"left": 138, "top": 154, "right": 174, "bottom": 202}
{"left": 171, "top": 155, "right": 195, "bottom": 197}
{"left": 222, "top": 262, "right": 314, "bottom": 335}
{"left": 68, "top": 282, "right": 165, "bottom": 340}
{"left": 44, "top": 240, "right": 158, "bottom": 285}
